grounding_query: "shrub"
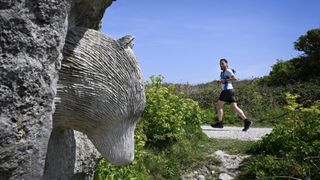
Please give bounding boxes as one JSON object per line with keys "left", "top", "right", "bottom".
{"left": 95, "top": 75, "right": 208, "bottom": 179}
{"left": 239, "top": 93, "right": 320, "bottom": 179}
{"left": 141, "top": 75, "right": 203, "bottom": 148}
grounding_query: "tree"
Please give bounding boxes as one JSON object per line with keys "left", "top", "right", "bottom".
{"left": 294, "top": 28, "right": 320, "bottom": 57}
{"left": 268, "top": 60, "right": 296, "bottom": 85}
{"left": 259, "top": 28, "right": 320, "bottom": 86}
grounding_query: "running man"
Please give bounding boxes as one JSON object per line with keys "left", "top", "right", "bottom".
{"left": 211, "top": 58, "right": 252, "bottom": 131}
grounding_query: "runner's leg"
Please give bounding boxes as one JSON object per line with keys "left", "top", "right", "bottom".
{"left": 230, "top": 102, "right": 247, "bottom": 120}
{"left": 216, "top": 100, "right": 225, "bottom": 121}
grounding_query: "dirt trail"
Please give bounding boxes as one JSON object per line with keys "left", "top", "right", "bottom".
{"left": 201, "top": 125, "right": 273, "bottom": 141}
{"left": 182, "top": 126, "right": 273, "bottom": 179}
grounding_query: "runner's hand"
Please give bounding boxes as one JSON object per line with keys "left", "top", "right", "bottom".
{"left": 216, "top": 80, "right": 226, "bottom": 84}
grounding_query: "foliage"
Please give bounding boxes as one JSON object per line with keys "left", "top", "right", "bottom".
{"left": 238, "top": 93, "right": 320, "bottom": 179}
{"left": 95, "top": 75, "right": 216, "bottom": 180}
{"left": 286, "top": 81, "right": 320, "bottom": 107}
{"left": 259, "top": 28, "right": 320, "bottom": 86}
{"left": 141, "top": 75, "right": 203, "bottom": 148}
{"left": 233, "top": 80, "right": 286, "bottom": 126}
{"left": 210, "top": 139, "right": 255, "bottom": 155}
{"left": 294, "top": 28, "right": 320, "bottom": 56}
{"left": 177, "top": 82, "right": 219, "bottom": 109}
{"left": 95, "top": 157, "right": 149, "bottom": 180}
{"left": 258, "top": 60, "right": 296, "bottom": 86}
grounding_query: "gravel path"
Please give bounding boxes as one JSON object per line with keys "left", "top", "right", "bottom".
{"left": 182, "top": 125, "right": 274, "bottom": 179}
{"left": 182, "top": 150, "right": 251, "bottom": 180}
{"left": 201, "top": 125, "right": 273, "bottom": 141}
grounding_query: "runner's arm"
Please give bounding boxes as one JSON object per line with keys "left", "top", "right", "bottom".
{"left": 221, "top": 75, "right": 238, "bottom": 83}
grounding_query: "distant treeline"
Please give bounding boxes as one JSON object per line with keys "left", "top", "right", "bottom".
{"left": 258, "top": 28, "right": 320, "bottom": 86}
{"left": 171, "top": 28, "right": 320, "bottom": 108}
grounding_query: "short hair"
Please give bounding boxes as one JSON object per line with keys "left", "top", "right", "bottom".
{"left": 220, "top": 58, "right": 228, "bottom": 64}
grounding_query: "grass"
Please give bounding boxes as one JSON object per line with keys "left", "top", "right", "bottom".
{"left": 138, "top": 135, "right": 255, "bottom": 179}
{"left": 209, "top": 139, "right": 255, "bottom": 155}
{"left": 140, "top": 131, "right": 223, "bottom": 179}
{"left": 94, "top": 127, "right": 218, "bottom": 179}
{"left": 95, "top": 129, "right": 256, "bottom": 180}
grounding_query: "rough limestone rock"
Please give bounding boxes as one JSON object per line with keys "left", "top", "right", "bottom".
{"left": 44, "top": 27, "right": 145, "bottom": 179}
{"left": 43, "top": 129, "right": 102, "bottom": 180}
{"left": 73, "top": 131, "right": 101, "bottom": 179}
{"left": 219, "top": 173, "right": 233, "bottom": 180}
{"left": 0, "top": 1, "right": 71, "bottom": 179}
{"left": 0, "top": 0, "right": 145, "bottom": 179}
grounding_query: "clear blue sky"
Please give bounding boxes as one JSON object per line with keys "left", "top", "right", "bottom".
{"left": 101, "top": 0, "right": 320, "bottom": 84}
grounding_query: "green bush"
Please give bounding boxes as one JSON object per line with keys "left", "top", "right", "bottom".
{"left": 234, "top": 80, "right": 287, "bottom": 126}
{"left": 185, "top": 82, "right": 219, "bottom": 109}
{"left": 95, "top": 157, "right": 149, "bottom": 180}
{"left": 141, "top": 75, "right": 203, "bottom": 148}
{"left": 238, "top": 93, "right": 320, "bottom": 179}
{"left": 95, "top": 75, "right": 210, "bottom": 179}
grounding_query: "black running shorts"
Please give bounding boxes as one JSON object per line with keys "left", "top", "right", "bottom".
{"left": 218, "top": 89, "right": 237, "bottom": 103}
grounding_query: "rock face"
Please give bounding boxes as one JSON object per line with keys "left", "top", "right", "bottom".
{"left": 73, "top": 131, "right": 101, "bottom": 179}
{"left": 0, "top": 1, "right": 71, "bottom": 179}
{"left": 0, "top": 0, "right": 145, "bottom": 179}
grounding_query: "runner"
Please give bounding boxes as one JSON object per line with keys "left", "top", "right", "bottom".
{"left": 211, "top": 58, "right": 252, "bottom": 131}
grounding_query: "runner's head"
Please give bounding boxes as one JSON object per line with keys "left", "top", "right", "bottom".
{"left": 219, "top": 58, "right": 228, "bottom": 70}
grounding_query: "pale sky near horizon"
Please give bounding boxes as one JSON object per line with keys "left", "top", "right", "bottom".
{"left": 101, "top": 0, "right": 320, "bottom": 84}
